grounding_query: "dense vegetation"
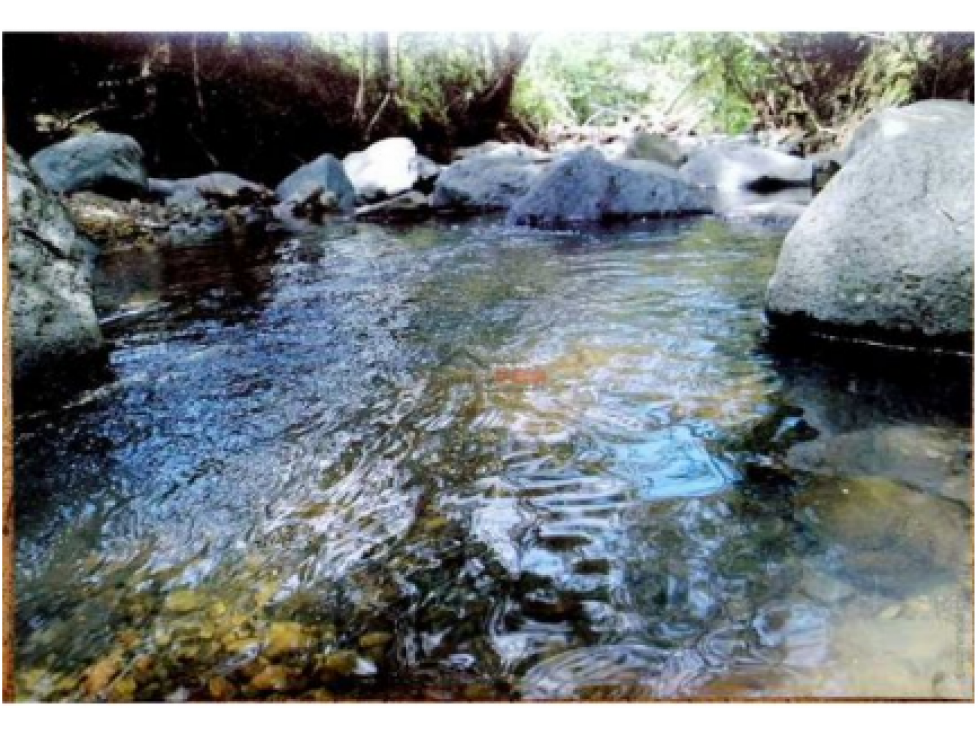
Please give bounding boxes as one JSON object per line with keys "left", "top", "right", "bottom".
{"left": 2, "top": 32, "right": 973, "bottom": 182}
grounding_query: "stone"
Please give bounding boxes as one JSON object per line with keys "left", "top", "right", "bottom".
{"left": 29, "top": 131, "right": 148, "bottom": 198}
{"left": 148, "top": 177, "right": 180, "bottom": 199}
{"left": 410, "top": 155, "right": 443, "bottom": 193}
{"left": 344, "top": 137, "right": 439, "bottom": 203}
{"left": 809, "top": 150, "right": 843, "bottom": 189}
{"left": 164, "top": 589, "right": 206, "bottom": 613}
{"left": 786, "top": 425, "right": 973, "bottom": 504}
{"left": 432, "top": 152, "right": 549, "bottom": 212}
{"left": 6, "top": 146, "right": 104, "bottom": 384}
{"left": 250, "top": 665, "right": 290, "bottom": 692}
{"left": 319, "top": 650, "right": 358, "bottom": 676}
{"left": 799, "top": 566, "right": 858, "bottom": 604}
{"left": 358, "top": 631, "right": 394, "bottom": 649}
{"left": 621, "top": 131, "right": 685, "bottom": 168}
{"left": 795, "top": 476, "right": 971, "bottom": 594}
{"left": 680, "top": 143, "right": 815, "bottom": 191}
{"left": 171, "top": 172, "right": 275, "bottom": 207}
{"left": 207, "top": 676, "right": 236, "bottom": 700}
{"left": 506, "top": 148, "right": 710, "bottom": 227}
{"left": 355, "top": 190, "right": 431, "bottom": 222}
{"left": 765, "top": 101, "right": 974, "bottom": 350}
{"left": 453, "top": 141, "right": 551, "bottom": 162}
{"left": 843, "top": 99, "right": 975, "bottom": 163}
{"left": 65, "top": 191, "right": 170, "bottom": 247}
{"left": 264, "top": 622, "right": 306, "bottom": 658}
{"left": 721, "top": 202, "right": 808, "bottom": 227}
{"left": 82, "top": 654, "right": 121, "bottom": 697}
{"left": 274, "top": 153, "right": 356, "bottom": 214}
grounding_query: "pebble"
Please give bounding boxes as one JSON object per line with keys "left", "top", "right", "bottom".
{"left": 83, "top": 654, "right": 121, "bottom": 697}
{"left": 265, "top": 622, "right": 306, "bottom": 658}
{"left": 251, "top": 665, "right": 290, "bottom": 692}
{"left": 164, "top": 589, "right": 206, "bottom": 614}
{"left": 208, "top": 676, "right": 237, "bottom": 700}
{"left": 358, "top": 631, "right": 394, "bottom": 649}
{"left": 320, "top": 650, "right": 358, "bottom": 676}
{"left": 109, "top": 677, "right": 137, "bottom": 702}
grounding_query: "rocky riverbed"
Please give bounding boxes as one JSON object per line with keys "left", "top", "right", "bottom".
{"left": 7, "top": 99, "right": 975, "bottom": 702}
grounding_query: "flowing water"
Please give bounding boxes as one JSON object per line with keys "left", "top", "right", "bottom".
{"left": 13, "top": 217, "right": 974, "bottom": 701}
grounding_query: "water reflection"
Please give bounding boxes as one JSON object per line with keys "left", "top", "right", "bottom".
{"left": 14, "top": 217, "right": 972, "bottom": 701}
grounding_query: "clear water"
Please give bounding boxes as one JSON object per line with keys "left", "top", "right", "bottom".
{"left": 14, "top": 217, "right": 973, "bottom": 701}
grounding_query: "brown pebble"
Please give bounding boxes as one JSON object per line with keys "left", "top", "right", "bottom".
{"left": 208, "top": 676, "right": 237, "bottom": 700}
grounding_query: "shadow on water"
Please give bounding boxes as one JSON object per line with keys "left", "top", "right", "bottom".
{"left": 12, "top": 216, "right": 973, "bottom": 701}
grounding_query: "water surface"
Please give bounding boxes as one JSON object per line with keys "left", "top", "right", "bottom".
{"left": 15, "top": 217, "right": 973, "bottom": 700}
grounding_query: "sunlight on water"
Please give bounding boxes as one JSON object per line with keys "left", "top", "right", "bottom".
{"left": 14, "top": 217, "right": 973, "bottom": 701}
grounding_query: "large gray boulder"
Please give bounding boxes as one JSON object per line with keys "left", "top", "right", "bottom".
{"left": 765, "top": 101, "right": 974, "bottom": 350}
{"left": 343, "top": 137, "right": 441, "bottom": 203}
{"left": 432, "top": 152, "right": 549, "bottom": 212}
{"left": 506, "top": 148, "right": 710, "bottom": 227}
{"left": 6, "top": 146, "right": 104, "bottom": 382}
{"left": 843, "top": 99, "right": 974, "bottom": 163}
{"left": 680, "top": 143, "right": 814, "bottom": 191}
{"left": 29, "top": 132, "right": 148, "bottom": 198}
{"left": 275, "top": 154, "right": 356, "bottom": 213}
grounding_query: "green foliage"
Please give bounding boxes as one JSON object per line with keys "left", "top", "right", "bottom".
{"left": 4, "top": 31, "right": 972, "bottom": 180}
{"left": 513, "top": 32, "right": 974, "bottom": 139}
{"left": 514, "top": 34, "right": 685, "bottom": 128}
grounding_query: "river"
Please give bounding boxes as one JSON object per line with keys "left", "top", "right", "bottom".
{"left": 13, "top": 216, "right": 973, "bottom": 700}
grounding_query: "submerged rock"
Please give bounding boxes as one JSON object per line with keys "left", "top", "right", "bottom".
{"left": 164, "top": 589, "right": 206, "bottom": 613}
{"left": 358, "top": 631, "right": 394, "bottom": 650}
{"left": 275, "top": 153, "right": 356, "bottom": 216}
{"left": 680, "top": 143, "right": 815, "bottom": 191}
{"left": 250, "top": 664, "right": 291, "bottom": 692}
{"left": 264, "top": 622, "right": 307, "bottom": 658}
{"left": 82, "top": 653, "right": 122, "bottom": 698}
{"left": 207, "top": 676, "right": 236, "bottom": 700}
{"left": 318, "top": 650, "right": 358, "bottom": 676}
{"left": 795, "top": 476, "right": 971, "bottom": 594}
{"left": 786, "top": 425, "right": 973, "bottom": 504}
{"left": 29, "top": 131, "right": 148, "bottom": 198}
{"left": 765, "top": 100, "right": 974, "bottom": 351}
{"left": 7, "top": 146, "right": 104, "bottom": 384}
{"left": 506, "top": 148, "right": 709, "bottom": 227}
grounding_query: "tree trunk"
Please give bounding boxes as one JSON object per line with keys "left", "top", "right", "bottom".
{"left": 352, "top": 33, "right": 369, "bottom": 124}
{"left": 364, "top": 32, "right": 400, "bottom": 141}
{"left": 191, "top": 33, "right": 207, "bottom": 123}
{"left": 463, "top": 33, "right": 533, "bottom": 140}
